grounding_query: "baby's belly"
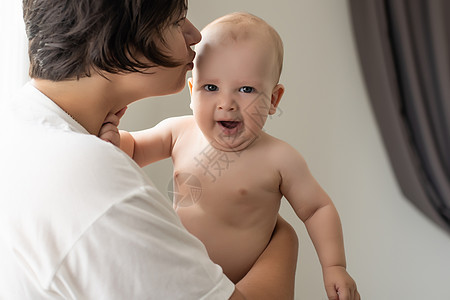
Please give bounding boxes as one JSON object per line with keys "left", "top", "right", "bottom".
{"left": 176, "top": 206, "right": 277, "bottom": 283}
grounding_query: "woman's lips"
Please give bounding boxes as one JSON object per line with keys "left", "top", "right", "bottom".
{"left": 187, "top": 52, "right": 196, "bottom": 70}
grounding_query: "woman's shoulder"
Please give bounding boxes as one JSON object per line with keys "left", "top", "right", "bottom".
{"left": 60, "top": 132, "right": 149, "bottom": 185}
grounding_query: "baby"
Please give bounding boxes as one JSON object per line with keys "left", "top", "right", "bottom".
{"left": 102, "top": 12, "right": 358, "bottom": 299}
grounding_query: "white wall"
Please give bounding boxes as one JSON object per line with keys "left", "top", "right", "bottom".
{"left": 120, "top": 1, "right": 450, "bottom": 299}
{"left": 0, "top": 2, "right": 29, "bottom": 102}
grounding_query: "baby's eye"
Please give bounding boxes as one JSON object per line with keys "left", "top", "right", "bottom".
{"left": 239, "top": 86, "right": 254, "bottom": 93}
{"left": 204, "top": 84, "right": 218, "bottom": 92}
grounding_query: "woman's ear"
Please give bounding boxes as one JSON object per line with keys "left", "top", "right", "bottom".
{"left": 269, "top": 84, "right": 285, "bottom": 115}
{"left": 188, "top": 77, "right": 194, "bottom": 110}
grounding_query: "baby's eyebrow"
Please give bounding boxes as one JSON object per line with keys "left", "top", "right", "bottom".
{"left": 196, "top": 77, "right": 220, "bottom": 84}
{"left": 235, "top": 80, "right": 261, "bottom": 87}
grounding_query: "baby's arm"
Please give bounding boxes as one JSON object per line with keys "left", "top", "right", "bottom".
{"left": 121, "top": 117, "right": 177, "bottom": 167}
{"left": 100, "top": 114, "right": 189, "bottom": 167}
{"left": 278, "top": 143, "right": 359, "bottom": 300}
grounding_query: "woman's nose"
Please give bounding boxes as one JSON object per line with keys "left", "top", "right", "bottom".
{"left": 183, "top": 18, "right": 202, "bottom": 46}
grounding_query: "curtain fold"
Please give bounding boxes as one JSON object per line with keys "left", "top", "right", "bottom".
{"left": 349, "top": 0, "right": 450, "bottom": 233}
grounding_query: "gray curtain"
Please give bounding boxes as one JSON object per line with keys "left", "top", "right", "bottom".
{"left": 349, "top": 0, "right": 450, "bottom": 233}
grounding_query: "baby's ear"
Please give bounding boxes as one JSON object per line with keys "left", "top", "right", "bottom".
{"left": 188, "top": 77, "right": 194, "bottom": 110}
{"left": 188, "top": 77, "right": 193, "bottom": 95}
{"left": 269, "top": 84, "right": 285, "bottom": 115}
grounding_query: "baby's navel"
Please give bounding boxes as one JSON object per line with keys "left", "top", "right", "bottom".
{"left": 238, "top": 188, "right": 248, "bottom": 196}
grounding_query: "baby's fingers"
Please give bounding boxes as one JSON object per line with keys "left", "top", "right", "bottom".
{"left": 103, "top": 106, "right": 127, "bottom": 127}
{"left": 115, "top": 106, "right": 127, "bottom": 119}
{"left": 333, "top": 285, "right": 360, "bottom": 300}
{"left": 99, "top": 123, "right": 120, "bottom": 146}
{"left": 323, "top": 266, "right": 359, "bottom": 300}
{"left": 325, "top": 284, "right": 339, "bottom": 300}
{"left": 103, "top": 113, "right": 121, "bottom": 127}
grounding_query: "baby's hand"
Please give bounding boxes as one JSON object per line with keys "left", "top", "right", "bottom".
{"left": 98, "top": 107, "right": 127, "bottom": 147}
{"left": 323, "top": 266, "right": 360, "bottom": 300}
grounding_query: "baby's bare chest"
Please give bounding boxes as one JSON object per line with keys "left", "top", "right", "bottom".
{"left": 171, "top": 140, "right": 282, "bottom": 219}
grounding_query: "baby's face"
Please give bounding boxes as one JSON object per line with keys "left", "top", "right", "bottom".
{"left": 189, "top": 29, "right": 281, "bottom": 152}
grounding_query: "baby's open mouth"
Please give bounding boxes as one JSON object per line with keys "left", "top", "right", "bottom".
{"left": 219, "top": 121, "right": 240, "bottom": 129}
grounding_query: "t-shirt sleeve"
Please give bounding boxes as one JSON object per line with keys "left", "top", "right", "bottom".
{"left": 50, "top": 188, "right": 235, "bottom": 300}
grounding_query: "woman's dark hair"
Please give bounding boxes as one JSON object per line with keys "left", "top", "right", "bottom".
{"left": 23, "top": 0, "right": 188, "bottom": 81}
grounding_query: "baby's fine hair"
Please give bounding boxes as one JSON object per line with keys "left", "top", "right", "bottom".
{"left": 203, "top": 12, "right": 284, "bottom": 81}
{"left": 23, "top": 0, "right": 188, "bottom": 81}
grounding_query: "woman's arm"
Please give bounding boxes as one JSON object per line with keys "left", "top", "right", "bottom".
{"left": 230, "top": 215, "right": 298, "bottom": 300}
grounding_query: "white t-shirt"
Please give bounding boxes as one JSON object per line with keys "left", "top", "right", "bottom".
{"left": 0, "top": 83, "right": 234, "bottom": 299}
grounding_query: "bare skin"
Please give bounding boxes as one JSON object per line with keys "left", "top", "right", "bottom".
{"left": 116, "top": 112, "right": 358, "bottom": 298}
{"left": 103, "top": 13, "right": 359, "bottom": 300}
{"left": 121, "top": 113, "right": 344, "bottom": 282}
{"left": 168, "top": 116, "right": 281, "bottom": 283}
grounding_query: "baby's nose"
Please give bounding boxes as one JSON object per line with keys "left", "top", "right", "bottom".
{"left": 217, "top": 97, "right": 237, "bottom": 111}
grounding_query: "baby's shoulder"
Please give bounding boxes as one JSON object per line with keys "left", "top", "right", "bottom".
{"left": 160, "top": 115, "right": 195, "bottom": 136}
{"left": 162, "top": 115, "right": 195, "bottom": 127}
{"left": 164, "top": 115, "right": 203, "bottom": 150}
{"left": 262, "top": 132, "right": 299, "bottom": 153}
{"left": 260, "top": 133, "right": 307, "bottom": 166}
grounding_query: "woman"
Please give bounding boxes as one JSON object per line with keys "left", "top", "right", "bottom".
{"left": 0, "top": 0, "right": 298, "bottom": 299}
